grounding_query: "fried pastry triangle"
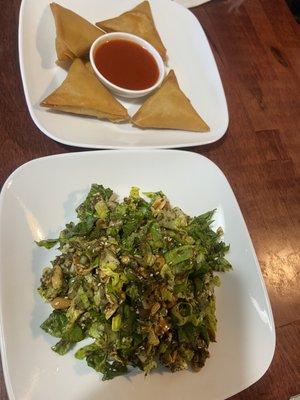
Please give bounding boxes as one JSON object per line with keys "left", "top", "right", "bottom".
{"left": 50, "top": 3, "right": 104, "bottom": 61}
{"left": 96, "top": 1, "right": 167, "bottom": 61}
{"left": 41, "top": 58, "right": 129, "bottom": 122}
{"left": 132, "top": 70, "right": 210, "bottom": 132}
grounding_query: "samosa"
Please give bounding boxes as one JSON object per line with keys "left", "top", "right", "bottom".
{"left": 50, "top": 3, "right": 104, "bottom": 61}
{"left": 41, "top": 58, "right": 129, "bottom": 123}
{"left": 132, "top": 70, "right": 210, "bottom": 132}
{"left": 96, "top": 1, "right": 167, "bottom": 61}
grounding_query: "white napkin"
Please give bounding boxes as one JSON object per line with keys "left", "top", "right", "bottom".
{"left": 174, "top": 0, "right": 210, "bottom": 7}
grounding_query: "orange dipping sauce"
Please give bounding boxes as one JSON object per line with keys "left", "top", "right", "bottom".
{"left": 94, "top": 39, "right": 159, "bottom": 91}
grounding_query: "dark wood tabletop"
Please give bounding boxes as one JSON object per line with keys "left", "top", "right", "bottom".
{"left": 0, "top": 0, "right": 299, "bottom": 399}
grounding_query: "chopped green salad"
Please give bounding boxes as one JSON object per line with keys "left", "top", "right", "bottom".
{"left": 37, "top": 184, "right": 231, "bottom": 380}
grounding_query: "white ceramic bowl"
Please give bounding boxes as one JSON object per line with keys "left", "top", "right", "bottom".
{"left": 90, "top": 32, "right": 165, "bottom": 98}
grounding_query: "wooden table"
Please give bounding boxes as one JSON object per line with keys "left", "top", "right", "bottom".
{"left": 0, "top": 0, "right": 299, "bottom": 398}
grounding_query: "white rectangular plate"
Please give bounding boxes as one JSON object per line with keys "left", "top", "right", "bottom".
{"left": 0, "top": 150, "right": 274, "bottom": 400}
{"left": 19, "top": 0, "right": 228, "bottom": 149}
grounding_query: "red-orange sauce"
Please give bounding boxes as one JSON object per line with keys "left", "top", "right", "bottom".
{"left": 94, "top": 39, "right": 159, "bottom": 90}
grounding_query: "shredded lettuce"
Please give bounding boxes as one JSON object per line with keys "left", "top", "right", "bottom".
{"left": 37, "top": 185, "right": 231, "bottom": 380}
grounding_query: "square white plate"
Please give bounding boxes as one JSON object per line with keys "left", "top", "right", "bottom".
{"left": 19, "top": 0, "right": 228, "bottom": 149}
{"left": 0, "top": 150, "right": 274, "bottom": 400}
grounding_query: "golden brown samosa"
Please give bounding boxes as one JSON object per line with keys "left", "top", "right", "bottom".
{"left": 132, "top": 70, "right": 210, "bottom": 132}
{"left": 96, "top": 1, "right": 167, "bottom": 61}
{"left": 50, "top": 3, "right": 104, "bottom": 61}
{"left": 41, "top": 58, "right": 129, "bottom": 122}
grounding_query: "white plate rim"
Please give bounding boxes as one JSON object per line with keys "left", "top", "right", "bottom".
{"left": 174, "top": 0, "right": 211, "bottom": 8}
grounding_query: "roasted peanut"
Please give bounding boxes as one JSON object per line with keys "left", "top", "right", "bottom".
{"left": 51, "top": 297, "right": 71, "bottom": 309}
{"left": 150, "top": 302, "right": 161, "bottom": 316}
{"left": 51, "top": 265, "right": 63, "bottom": 289}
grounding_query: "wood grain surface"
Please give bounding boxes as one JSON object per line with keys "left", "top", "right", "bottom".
{"left": 0, "top": 0, "right": 299, "bottom": 398}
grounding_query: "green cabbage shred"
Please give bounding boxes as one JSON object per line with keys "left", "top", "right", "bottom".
{"left": 37, "top": 184, "right": 231, "bottom": 380}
